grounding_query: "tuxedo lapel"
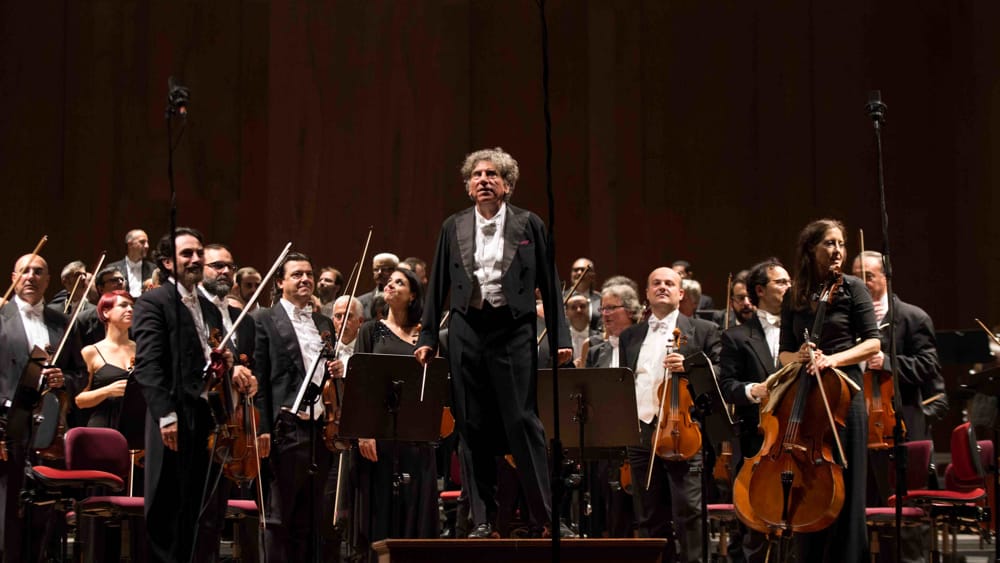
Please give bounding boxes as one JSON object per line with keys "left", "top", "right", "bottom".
{"left": 1, "top": 303, "right": 29, "bottom": 358}
{"left": 623, "top": 323, "right": 649, "bottom": 371}
{"left": 746, "top": 316, "right": 777, "bottom": 374}
{"left": 272, "top": 305, "right": 306, "bottom": 376}
{"left": 676, "top": 315, "right": 696, "bottom": 356}
{"left": 42, "top": 309, "right": 65, "bottom": 354}
{"left": 499, "top": 205, "right": 527, "bottom": 274}
{"left": 455, "top": 208, "right": 476, "bottom": 282}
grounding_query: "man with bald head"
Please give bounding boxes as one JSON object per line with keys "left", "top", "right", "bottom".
{"left": 108, "top": 228, "right": 156, "bottom": 298}
{"left": 0, "top": 253, "right": 85, "bottom": 560}
{"left": 618, "top": 266, "right": 721, "bottom": 562}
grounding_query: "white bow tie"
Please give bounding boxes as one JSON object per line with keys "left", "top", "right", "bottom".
{"left": 759, "top": 310, "right": 781, "bottom": 327}
{"left": 21, "top": 302, "right": 44, "bottom": 319}
{"left": 648, "top": 319, "right": 668, "bottom": 333}
{"left": 181, "top": 293, "right": 199, "bottom": 308}
{"left": 293, "top": 307, "right": 313, "bottom": 322}
{"left": 608, "top": 335, "right": 620, "bottom": 348}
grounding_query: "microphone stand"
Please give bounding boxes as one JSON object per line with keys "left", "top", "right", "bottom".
{"left": 866, "top": 90, "right": 907, "bottom": 563}
{"left": 537, "top": 0, "right": 563, "bottom": 558}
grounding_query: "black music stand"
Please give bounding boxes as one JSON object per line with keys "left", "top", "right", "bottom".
{"left": 958, "top": 366, "right": 1000, "bottom": 561}
{"left": 936, "top": 330, "right": 993, "bottom": 365}
{"left": 536, "top": 367, "right": 640, "bottom": 537}
{"left": 338, "top": 353, "right": 449, "bottom": 540}
{"left": 684, "top": 351, "right": 733, "bottom": 563}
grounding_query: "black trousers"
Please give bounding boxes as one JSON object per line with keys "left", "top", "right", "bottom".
{"left": 264, "top": 413, "right": 336, "bottom": 563}
{"left": 627, "top": 420, "right": 703, "bottom": 563}
{"left": 448, "top": 304, "right": 552, "bottom": 528}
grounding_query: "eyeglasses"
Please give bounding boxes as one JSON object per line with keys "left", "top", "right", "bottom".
{"left": 599, "top": 305, "right": 625, "bottom": 314}
{"left": 207, "top": 261, "right": 237, "bottom": 272}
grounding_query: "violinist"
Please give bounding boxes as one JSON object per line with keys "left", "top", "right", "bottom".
{"left": 718, "top": 258, "right": 791, "bottom": 562}
{"left": 46, "top": 260, "right": 91, "bottom": 316}
{"left": 75, "top": 290, "right": 135, "bottom": 428}
{"left": 777, "top": 219, "right": 880, "bottom": 562}
{"left": 331, "top": 295, "right": 362, "bottom": 362}
{"left": 201, "top": 244, "right": 256, "bottom": 363}
{"left": 358, "top": 253, "right": 399, "bottom": 321}
{"left": 851, "top": 251, "right": 944, "bottom": 443}
{"left": 565, "top": 258, "right": 603, "bottom": 331}
{"left": 252, "top": 252, "right": 344, "bottom": 562}
{"left": 567, "top": 292, "right": 602, "bottom": 366}
{"left": 316, "top": 267, "right": 345, "bottom": 318}
{"left": 76, "top": 267, "right": 127, "bottom": 346}
{"left": 619, "top": 266, "right": 721, "bottom": 562}
{"left": 0, "top": 253, "right": 85, "bottom": 561}
{"left": 132, "top": 228, "right": 257, "bottom": 563}
{"left": 106, "top": 228, "right": 155, "bottom": 298}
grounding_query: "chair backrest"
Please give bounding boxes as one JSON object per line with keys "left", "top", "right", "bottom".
{"left": 65, "top": 427, "right": 130, "bottom": 481}
{"left": 948, "top": 422, "right": 984, "bottom": 485}
{"left": 889, "top": 440, "right": 933, "bottom": 491}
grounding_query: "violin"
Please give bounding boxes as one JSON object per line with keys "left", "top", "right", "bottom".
{"left": 646, "top": 328, "right": 699, "bottom": 486}
{"left": 206, "top": 329, "right": 263, "bottom": 485}
{"left": 712, "top": 273, "right": 736, "bottom": 492}
{"left": 864, "top": 368, "right": 904, "bottom": 450}
{"left": 319, "top": 331, "right": 348, "bottom": 452}
{"left": 34, "top": 345, "right": 71, "bottom": 461}
{"left": 733, "top": 273, "right": 851, "bottom": 536}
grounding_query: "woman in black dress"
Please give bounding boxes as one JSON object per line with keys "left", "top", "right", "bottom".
{"left": 354, "top": 268, "right": 439, "bottom": 543}
{"left": 778, "top": 219, "right": 880, "bottom": 562}
{"left": 75, "top": 290, "right": 136, "bottom": 427}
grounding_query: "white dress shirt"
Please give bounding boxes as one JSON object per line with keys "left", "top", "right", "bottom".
{"left": 15, "top": 295, "right": 49, "bottom": 352}
{"left": 472, "top": 203, "right": 507, "bottom": 308}
{"left": 745, "top": 309, "right": 781, "bottom": 403}
{"left": 634, "top": 309, "right": 680, "bottom": 424}
{"left": 126, "top": 258, "right": 144, "bottom": 298}
{"left": 200, "top": 286, "right": 237, "bottom": 348}
{"left": 608, "top": 335, "right": 620, "bottom": 368}
{"left": 280, "top": 299, "right": 326, "bottom": 418}
{"left": 570, "top": 326, "right": 590, "bottom": 362}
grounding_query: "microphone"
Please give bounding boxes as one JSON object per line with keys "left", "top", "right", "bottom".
{"left": 167, "top": 76, "right": 190, "bottom": 117}
{"left": 865, "top": 90, "right": 887, "bottom": 124}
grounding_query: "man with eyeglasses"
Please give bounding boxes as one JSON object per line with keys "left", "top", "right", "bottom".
{"left": 585, "top": 282, "right": 642, "bottom": 538}
{"left": 76, "top": 266, "right": 128, "bottom": 345}
{"left": 717, "top": 258, "right": 791, "bottom": 562}
{"left": 711, "top": 274, "right": 755, "bottom": 329}
{"left": 107, "top": 228, "right": 156, "bottom": 298}
{"left": 133, "top": 228, "right": 257, "bottom": 563}
{"left": 358, "top": 253, "right": 399, "bottom": 321}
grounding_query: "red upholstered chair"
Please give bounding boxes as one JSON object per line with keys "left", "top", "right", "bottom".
{"left": 30, "top": 426, "right": 146, "bottom": 561}
{"left": 888, "top": 423, "right": 990, "bottom": 559}
{"left": 865, "top": 440, "right": 934, "bottom": 563}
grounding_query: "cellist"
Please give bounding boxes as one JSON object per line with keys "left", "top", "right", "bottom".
{"left": 718, "top": 258, "right": 792, "bottom": 562}
{"left": 778, "top": 219, "right": 880, "bottom": 562}
{"left": 618, "top": 266, "right": 721, "bottom": 562}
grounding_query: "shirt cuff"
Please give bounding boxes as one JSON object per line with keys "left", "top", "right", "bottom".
{"left": 160, "top": 412, "right": 178, "bottom": 428}
{"left": 744, "top": 383, "right": 761, "bottom": 404}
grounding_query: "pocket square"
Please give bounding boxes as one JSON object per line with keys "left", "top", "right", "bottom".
{"left": 519, "top": 239, "right": 531, "bottom": 245}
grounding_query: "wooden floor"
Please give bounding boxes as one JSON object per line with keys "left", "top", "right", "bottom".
{"left": 372, "top": 538, "right": 667, "bottom": 563}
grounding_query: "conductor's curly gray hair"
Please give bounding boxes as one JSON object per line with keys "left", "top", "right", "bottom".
{"left": 460, "top": 147, "right": 519, "bottom": 202}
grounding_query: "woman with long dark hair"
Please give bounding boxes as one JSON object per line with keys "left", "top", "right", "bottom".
{"left": 778, "top": 218, "right": 880, "bottom": 561}
{"left": 354, "top": 267, "right": 439, "bottom": 544}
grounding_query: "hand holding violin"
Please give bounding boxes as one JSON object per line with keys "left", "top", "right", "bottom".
{"left": 326, "top": 358, "right": 345, "bottom": 379}
{"left": 231, "top": 365, "right": 258, "bottom": 396}
{"left": 661, "top": 352, "right": 686, "bottom": 373}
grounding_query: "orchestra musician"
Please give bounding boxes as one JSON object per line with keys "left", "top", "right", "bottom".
{"left": 778, "top": 219, "right": 880, "bottom": 562}
{"left": 355, "top": 268, "right": 439, "bottom": 542}
{"left": 316, "top": 267, "right": 345, "bottom": 318}
{"left": 852, "top": 251, "right": 945, "bottom": 443}
{"left": 414, "top": 147, "right": 573, "bottom": 539}
{"left": 132, "top": 228, "right": 258, "bottom": 563}
{"left": 252, "top": 252, "right": 344, "bottom": 562}
{"left": 75, "top": 290, "right": 135, "bottom": 428}
{"left": 107, "top": 229, "right": 155, "bottom": 299}
{"left": 358, "top": 253, "right": 399, "bottom": 321}
{"left": 854, "top": 250, "right": 945, "bottom": 563}
{"left": 619, "top": 266, "right": 722, "bottom": 562}
{"left": 585, "top": 282, "right": 643, "bottom": 538}
{"left": 718, "top": 258, "right": 791, "bottom": 562}
{"left": 0, "top": 253, "right": 85, "bottom": 561}
{"left": 565, "top": 258, "right": 603, "bottom": 331}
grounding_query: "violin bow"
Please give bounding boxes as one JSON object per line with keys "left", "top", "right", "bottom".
{"left": 803, "top": 327, "right": 849, "bottom": 468}
{"left": 974, "top": 318, "right": 1000, "bottom": 347}
{"left": 51, "top": 252, "right": 106, "bottom": 365}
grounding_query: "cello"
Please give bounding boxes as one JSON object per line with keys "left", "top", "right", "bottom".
{"left": 733, "top": 272, "right": 853, "bottom": 539}
{"left": 646, "top": 327, "right": 699, "bottom": 487}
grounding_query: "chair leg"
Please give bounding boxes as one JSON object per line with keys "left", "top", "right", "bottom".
{"left": 869, "top": 527, "right": 880, "bottom": 563}
{"left": 121, "top": 517, "right": 131, "bottom": 563}
{"left": 232, "top": 515, "right": 243, "bottom": 563}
